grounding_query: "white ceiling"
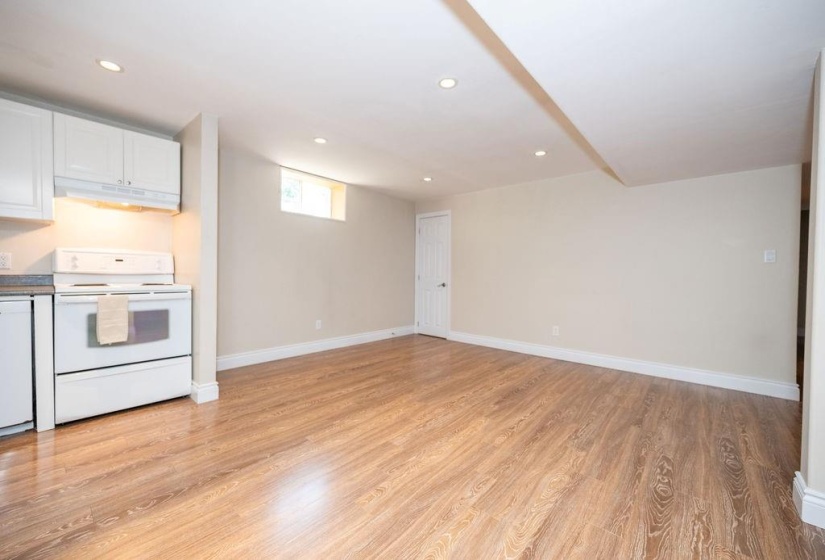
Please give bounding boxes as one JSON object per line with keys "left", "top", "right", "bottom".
{"left": 0, "top": 1, "right": 822, "bottom": 199}
{"left": 467, "top": 0, "right": 825, "bottom": 186}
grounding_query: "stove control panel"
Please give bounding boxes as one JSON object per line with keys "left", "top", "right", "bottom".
{"left": 54, "top": 248, "right": 174, "bottom": 275}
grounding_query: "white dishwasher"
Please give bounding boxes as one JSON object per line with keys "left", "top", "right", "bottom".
{"left": 0, "top": 299, "right": 33, "bottom": 430}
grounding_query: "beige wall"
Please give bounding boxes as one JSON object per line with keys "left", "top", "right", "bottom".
{"left": 0, "top": 198, "right": 173, "bottom": 274}
{"left": 417, "top": 165, "right": 801, "bottom": 383}
{"left": 0, "top": 219, "right": 52, "bottom": 274}
{"left": 218, "top": 149, "right": 415, "bottom": 357}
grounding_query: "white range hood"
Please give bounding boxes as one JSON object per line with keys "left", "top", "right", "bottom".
{"left": 52, "top": 113, "right": 182, "bottom": 213}
{"left": 54, "top": 177, "right": 180, "bottom": 212}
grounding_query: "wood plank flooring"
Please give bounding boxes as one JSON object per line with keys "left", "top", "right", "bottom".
{"left": 1, "top": 334, "right": 824, "bottom": 559}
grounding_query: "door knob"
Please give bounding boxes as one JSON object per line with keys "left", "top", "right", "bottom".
{"left": 438, "top": 282, "right": 447, "bottom": 288}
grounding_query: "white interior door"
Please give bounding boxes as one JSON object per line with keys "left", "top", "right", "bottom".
{"left": 416, "top": 213, "right": 450, "bottom": 338}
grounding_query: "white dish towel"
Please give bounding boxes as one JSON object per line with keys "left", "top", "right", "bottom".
{"left": 97, "top": 295, "right": 130, "bottom": 345}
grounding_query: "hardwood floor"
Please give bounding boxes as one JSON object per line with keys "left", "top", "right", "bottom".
{"left": 1, "top": 335, "right": 824, "bottom": 559}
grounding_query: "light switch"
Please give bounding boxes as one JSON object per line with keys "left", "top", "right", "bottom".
{"left": 764, "top": 249, "right": 776, "bottom": 264}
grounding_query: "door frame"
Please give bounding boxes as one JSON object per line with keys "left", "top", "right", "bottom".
{"left": 415, "top": 210, "right": 451, "bottom": 337}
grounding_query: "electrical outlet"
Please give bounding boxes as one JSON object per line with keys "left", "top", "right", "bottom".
{"left": 0, "top": 252, "right": 11, "bottom": 270}
{"left": 315, "top": 319, "right": 322, "bottom": 330}
{"left": 552, "top": 325, "right": 560, "bottom": 337}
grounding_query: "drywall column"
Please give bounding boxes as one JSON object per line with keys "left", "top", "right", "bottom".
{"left": 796, "top": 49, "right": 825, "bottom": 529}
{"left": 173, "top": 114, "right": 219, "bottom": 403}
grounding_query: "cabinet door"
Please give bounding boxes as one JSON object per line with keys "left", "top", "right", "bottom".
{"left": 0, "top": 300, "right": 33, "bottom": 428}
{"left": 123, "top": 131, "right": 180, "bottom": 195}
{"left": 0, "top": 98, "right": 53, "bottom": 220}
{"left": 54, "top": 113, "right": 123, "bottom": 185}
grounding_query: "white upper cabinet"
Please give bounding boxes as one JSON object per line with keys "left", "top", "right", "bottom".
{"left": 53, "top": 113, "right": 180, "bottom": 195}
{"left": 0, "top": 98, "right": 54, "bottom": 221}
{"left": 123, "top": 131, "right": 180, "bottom": 195}
{"left": 54, "top": 114, "right": 123, "bottom": 185}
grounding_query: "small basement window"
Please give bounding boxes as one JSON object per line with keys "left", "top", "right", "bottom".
{"left": 280, "top": 167, "right": 346, "bottom": 221}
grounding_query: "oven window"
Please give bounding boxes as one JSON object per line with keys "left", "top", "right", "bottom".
{"left": 86, "top": 310, "right": 170, "bottom": 347}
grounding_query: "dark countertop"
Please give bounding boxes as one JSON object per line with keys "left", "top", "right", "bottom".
{"left": 0, "top": 275, "right": 54, "bottom": 297}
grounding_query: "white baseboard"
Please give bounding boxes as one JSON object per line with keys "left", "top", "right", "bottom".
{"left": 217, "top": 326, "right": 416, "bottom": 371}
{"left": 190, "top": 381, "right": 219, "bottom": 404}
{"left": 794, "top": 472, "right": 825, "bottom": 529}
{"left": 448, "top": 331, "right": 799, "bottom": 401}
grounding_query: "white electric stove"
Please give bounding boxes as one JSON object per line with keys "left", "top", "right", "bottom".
{"left": 53, "top": 248, "right": 192, "bottom": 423}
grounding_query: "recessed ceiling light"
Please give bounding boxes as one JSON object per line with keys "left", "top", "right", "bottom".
{"left": 96, "top": 59, "right": 124, "bottom": 73}
{"left": 438, "top": 78, "right": 458, "bottom": 89}
{"left": 314, "top": 137, "right": 327, "bottom": 144}
{"left": 423, "top": 177, "right": 433, "bottom": 182}
{"left": 534, "top": 150, "right": 547, "bottom": 157}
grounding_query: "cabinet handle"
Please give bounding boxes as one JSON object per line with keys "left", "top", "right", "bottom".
{"left": 117, "top": 179, "right": 122, "bottom": 184}
{"left": 127, "top": 180, "right": 131, "bottom": 186}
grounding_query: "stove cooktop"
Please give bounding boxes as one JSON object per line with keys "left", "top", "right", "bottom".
{"left": 52, "top": 249, "right": 185, "bottom": 294}
{"left": 70, "top": 282, "right": 172, "bottom": 287}
{"left": 54, "top": 282, "right": 191, "bottom": 294}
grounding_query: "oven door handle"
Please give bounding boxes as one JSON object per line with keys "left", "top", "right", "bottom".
{"left": 55, "top": 292, "right": 191, "bottom": 304}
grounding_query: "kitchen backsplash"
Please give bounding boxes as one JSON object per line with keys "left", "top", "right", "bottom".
{"left": 0, "top": 198, "right": 173, "bottom": 274}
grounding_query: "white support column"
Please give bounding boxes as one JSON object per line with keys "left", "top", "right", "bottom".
{"left": 174, "top": 114, "right": 220, "bottom": 404}
{"left": 796, "top": 49, "right": 825, "bottom": 529}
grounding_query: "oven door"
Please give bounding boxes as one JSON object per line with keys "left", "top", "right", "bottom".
{"left": 54, "top": 291, "right": 192, "bottom": 374}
